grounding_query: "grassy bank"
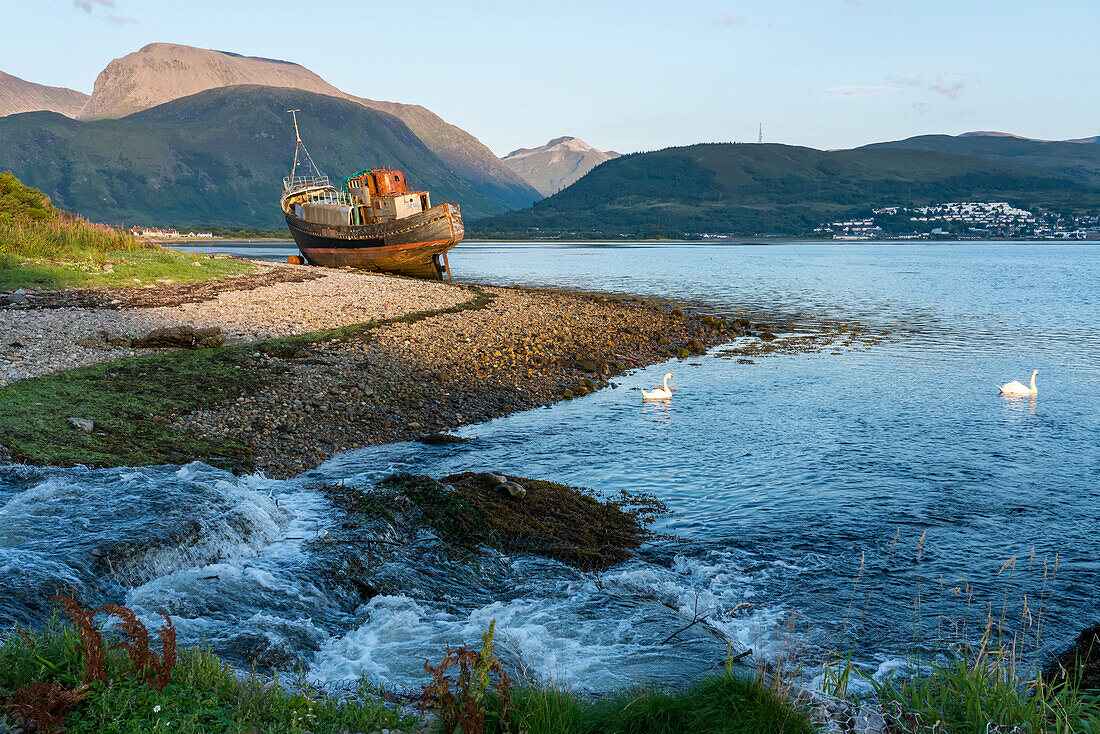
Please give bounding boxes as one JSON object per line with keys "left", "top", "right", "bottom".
{"left": 499, "top": 675, "right": 814, "bottom": 734}
{"left": 1, "top": 606, "right": 814, "bottom": 734}
{"left": 0, "top": 606, "right": 416, "bottom": 734}
{"left": 0, "top": 170, "right": 254, "bottom": 290}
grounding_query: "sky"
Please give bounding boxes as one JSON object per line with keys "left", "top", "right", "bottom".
{"left": 2, "top": 0, "right": 1097, "bottom": 156}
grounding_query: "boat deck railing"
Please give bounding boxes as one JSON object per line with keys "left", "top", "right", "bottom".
{"left": 284, "top": 177, "right": 361, "bottom": 208}
{"left": 283, "top": 174, "right": 332, "bottom": 193}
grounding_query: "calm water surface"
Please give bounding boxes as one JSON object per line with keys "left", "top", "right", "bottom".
{"left": 3, "top": 241, "right": 1098, "bottom": 691}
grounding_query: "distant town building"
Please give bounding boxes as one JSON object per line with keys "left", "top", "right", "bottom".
{"left": 817, "top": 202, "right": 1096, "bottom": 240}
{"left": 130, "top": 226, "right": 213, "bottom": 238}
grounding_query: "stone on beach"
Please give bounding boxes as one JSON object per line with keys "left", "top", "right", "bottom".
{"left": 67, "top": 417, "right": 95, "bottom": 432}
{"left": 75, "top": 329, "right": 132, "bottom": 349}
{"left": 132, "top": 325, "right": 226, "bottom": 350}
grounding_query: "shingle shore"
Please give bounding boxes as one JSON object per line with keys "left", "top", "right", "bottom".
{"left": 1, "top": 263, "right": 763, "bottom": 476}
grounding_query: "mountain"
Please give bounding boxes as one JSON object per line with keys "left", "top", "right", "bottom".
{"left": 70, "top": 43, "right": 536, "bottom": 210}
{"left": 473, "top": 143, "right": 1100, "bottom": 238}
{"left": 863, "top": 134, "right": 1100, "bottom": 185}
{"left": 501, "top": 136, "right": 620, "bottom": 197}
{"left": 0, "top": 71, "right": 87, "bottom": 119}
{"left": 0, "top": 86, "right": 532, "bottom": 227}
{"left": 960, "top": 131, "right": 1099, "bottom": 144}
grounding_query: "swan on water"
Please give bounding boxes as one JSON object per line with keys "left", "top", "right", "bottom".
{"left": 642, "top": 373, "right": 674, "bottom": 401}
{"left": 997, "top": 369, "right": 1038, "bottom": 396}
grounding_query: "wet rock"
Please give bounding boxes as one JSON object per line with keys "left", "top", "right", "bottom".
{"left": 67, "top": 417, "right": 94, "bottom": 432}
{"left": 686, "top": 338, "right": 706, "bottom": 355}
{"left": 760, "top": 331, "right": 778, "bottom": 341}
{"left": 574, "top": 356, "right": 602, "bottom": 373}
{"left": 1045, "top": 623, "right": 1100, "bottom": 688}
{"left": 499, "top": 481, "right": 527, "bottom": 499}
{"left": 132, "top": 325, "right": 225, "bottom": 350}
{"left": 854, "top": 705, "right": 885, "bottom": 734}
{"left": 419, "top": 432, "right": 468, "bottom": 445}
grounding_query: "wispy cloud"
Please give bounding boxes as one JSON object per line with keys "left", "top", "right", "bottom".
{"left": 889, "top": 74, "right": 972, "bottom": 99}
{"left": 107, "top": 13, "right": 137, "bottom": 24}
{"left": 825, "top": 85, "right": 898, "bottom": 98}
{"left": 715, "top": 13, "right": 747, "bottom": 26}
{"left": 929, "top": 81, "right": 965, "bottom": 98}
{"left": 73, "top": 0, "right": 114, "bottom": 11}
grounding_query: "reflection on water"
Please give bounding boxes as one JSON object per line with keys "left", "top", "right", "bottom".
{"left": 1000, "top": 394, "right": 1039, "bottom": 421}
{"left": 5, "top": 241, "right": 1100, "bottom": 690}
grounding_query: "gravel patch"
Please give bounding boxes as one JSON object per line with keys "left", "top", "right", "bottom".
{"left": 0, "top": 267, "right": 471, "bottom": 386}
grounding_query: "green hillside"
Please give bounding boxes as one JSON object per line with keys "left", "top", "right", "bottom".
{"left": 472, "top": 143, "right": 1100, "bottom": 238}
{"left": 864, "top": 134, "right": 1100, "bottom": 185}
{"left": 0, "top": 85, "right": 527, "bottom": 227}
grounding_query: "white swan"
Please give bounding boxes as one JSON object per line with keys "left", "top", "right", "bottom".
{"left": 642, "top": 373, "right": 674, "bottom": 401}
{"left": 997, "top": 369, "right": 1038, "bottom": 396}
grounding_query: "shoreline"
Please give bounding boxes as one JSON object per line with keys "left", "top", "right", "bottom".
{"left": 0, "top": 262, "right": 766, "bottom": 476}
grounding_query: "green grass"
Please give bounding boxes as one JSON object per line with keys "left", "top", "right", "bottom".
{"left": 0, "top": 621, "right": 416, "bottom": 734}
{"left": 498, "top": 672, "right": 814, "bottom": 734}
{"left": 0, "top": 169, "right": 256, "bottom": 290}
{"left": 0, "top": 247, "right": 255, "bottom": 291}
{"left": 0, "top": 346, "right": 265, "bottom": 472}
{"left": 862, "top": 650, "right": 1100, "bottom": 733}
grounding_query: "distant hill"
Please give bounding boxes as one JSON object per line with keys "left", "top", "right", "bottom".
{"left": 960, "top": 130, "right": 1099, "bottom": 144}
{"left": 501, "top": 136, "right": 619, "bottom": 197}
{"left": 473, "top": 142, "right": 1100, "bottom": 238}
{"left": 0, "top": 71, "right": 87, "bottom": 119}
{"left": 0, "top": 86, "right": 529, "bottom": 227}
{"left": 0, "top": 43, "right": 538, "bottom": 212}
{"left": 865, "top": 134, "right": 1100, "bottom": 184}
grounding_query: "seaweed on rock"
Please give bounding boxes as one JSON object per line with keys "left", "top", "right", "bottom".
{"left": 347, "top": 472, "right": 668, "bottom": 570}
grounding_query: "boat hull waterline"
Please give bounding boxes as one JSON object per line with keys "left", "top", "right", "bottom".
{"left": 284, "top": 202, "right": 463, "bottom": 279}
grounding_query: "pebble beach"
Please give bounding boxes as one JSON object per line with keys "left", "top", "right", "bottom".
{"left": 1, "top": 261, "right": 753, "bottom": 476}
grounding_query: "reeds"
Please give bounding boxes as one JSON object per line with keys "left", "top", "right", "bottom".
{"left": 0, "top": 214, "right": 145, "bottom": 262}
{"left": 804, "top": 534, "right": 1100, "bottom": 733}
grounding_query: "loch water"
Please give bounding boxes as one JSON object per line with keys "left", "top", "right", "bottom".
{"left": 3, "top": 241, "right": 1099, "bottom": 692}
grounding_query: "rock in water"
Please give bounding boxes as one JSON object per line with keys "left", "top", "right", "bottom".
{"left": 67, "top": 417, "right": 95, "bottom": 432}
{"left": 132, "top": 325, "right": 226, "bottom": 349}
{"left": 499, "top": 481, "right": 527, "bottom": 499}
{"left": 419, "top": 432, "right": 468, "bottom": 445}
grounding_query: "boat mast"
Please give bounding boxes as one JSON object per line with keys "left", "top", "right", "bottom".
{"left": 287, "top": 109, "right": 323, "bottom": 182}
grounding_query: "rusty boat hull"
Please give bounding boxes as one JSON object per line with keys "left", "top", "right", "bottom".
{"left": 284, "top": 202, "right": 463, "bottom": 279}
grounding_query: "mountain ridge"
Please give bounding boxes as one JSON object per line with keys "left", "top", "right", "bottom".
{"left": 862, "top": 134, "right": 1100, "bottom": 185}
{"left": 0, "top": 71, "right": 88, "bottom": 119}
{"left": 0, "top": 86, "right": 529, "bottom": 227}
{"left": 501, "top": 136, "right": 619, "bottom": 197}
{"left": 1, "top": 43, "right": 538, "bottom": 212}
{"left": 475, "top": 142, "right": 1100, "bottom": 238}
